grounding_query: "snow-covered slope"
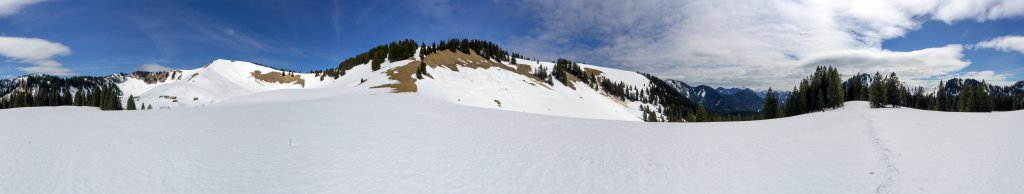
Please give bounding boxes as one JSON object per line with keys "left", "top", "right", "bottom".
{"left": 116, "top": 59, "right": 336, "bottom": 108}
{"left": 2, "top": 91, "right": 1022, "bottom": 193}
{"left": 32, "top": 51, "right": 659, "bottom": 120}
{"left": 132, "top": 51, "right": 664, "bottom": 121}
{"left": 1, "top": 41, "right": 696, "bottom": 121}
{"left": 409, "top": 51, "right": 653, "bottom": 121}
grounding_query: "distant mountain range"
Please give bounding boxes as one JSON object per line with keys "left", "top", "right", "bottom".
{"left": 665, "top": 79, "right": 788, "bottom": 114}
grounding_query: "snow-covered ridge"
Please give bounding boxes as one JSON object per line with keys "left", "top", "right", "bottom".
{"left": 1, "top": 50, "right": 686, "bottom": 121}
{"left": 117, "top": 59, "right": 336, "bottom": 109}
{"left": 87, "top": 55, "right": 666, "bottom": 121}
{"left": 409, "top": 50, "right": 656, "bottom": 121}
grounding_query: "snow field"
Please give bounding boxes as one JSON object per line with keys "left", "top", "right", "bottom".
{"left": 2, "top": 95, "right": 1022, "bottom": 193}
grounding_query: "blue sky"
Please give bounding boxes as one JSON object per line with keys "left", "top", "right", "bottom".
{"left": 0, "top": 0, "right": 534, "bottom": 75}
{"left": 1, "top": 0, "right": 1024, "bottom": 88}
{"left": 884, "top": 20, "right": 1024, "bottom": 80}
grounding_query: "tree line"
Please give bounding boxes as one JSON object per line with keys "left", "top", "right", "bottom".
{"left": 314, "top": 39, "right": 419, "bottom": 79}
{"left": 315, "top": 38, "right": 521, "bottom": 80}
{"left": 759, "top": 66, "right": 1024, "bottom": 120}
{"left": 421, "top": 38, "right": 514, "bottom": 63}
{"left": 0, "top": 75, "right": 124, "bottom": 110}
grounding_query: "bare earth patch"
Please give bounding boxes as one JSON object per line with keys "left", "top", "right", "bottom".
{"left": 563, "top": 73, "right": 582, "bottom": 90}
{"left": 371, "top": 61, "right": 422, "bottom": 93}
{"left": 423, "top": 50, "right": 549, "bottom": 86}
{"left": 583, "top": 68, "right": 604, "bottom": 78}
{"left": 251, "top": 70, "right": 306, "bottom": 87}
{"left": 374, "top": 51, "right": 567, "bottom": 93}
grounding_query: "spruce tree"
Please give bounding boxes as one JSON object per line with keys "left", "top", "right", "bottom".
{"left": 978, "top": 80, "right": 992, "bottom": 112}
{"left": 416, "top": 61, "right": 427, "bottom": 79}
{"left": 959, "top": 83, "right": 974, "bottom": 112}
{"left": 695, "top": 104, "right": 711, "bottom": 122}
{"left": 761, "top": 88, "right": 779, "bottom": 119}
{"left": 869, "top": 72, "right": 884, "bottom": 108}
{"left": 73, "top": 89, "right": 84, "bottom": 106}
{"left": 935, "top": 80, "right": 948, "bottom": 111}
{"left": 886, "top": 73, "right": 901, "bottom": 107}
{"left": 126, "top": 95, "right": 136, "bottom": 110}
{"left": 829, "top": 67, "right": 844, "bottom": 106}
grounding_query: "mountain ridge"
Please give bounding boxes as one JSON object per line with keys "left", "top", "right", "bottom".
{"left": 0, "top": 39, "right": 704, "bottom": 122}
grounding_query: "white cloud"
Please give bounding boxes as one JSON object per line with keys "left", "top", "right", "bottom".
{"left": 932, "top": 0, "right": 1024, "bottom": 24}
{"left": 905, "top": 70, "right": 1016, "bottom": 91}
{"left": 0, "top": 36, "right": 73, "bottom": 75}
{"left": 138, "top": 63, "right": 173, "bottom": 72}
{"left": 974, "top": 35, "right": 1024, "bottom": 55}
{"left": 800, "top": 44, "right": 970, "bottom": 78}
{"left": 942, "top": 70, "right": 1014, "bottom": 86}
{"left": 0, "top": 0, "right": 45, "bottom": 16}
{"left": 509, "top": 0, "right": 1024, "bottom": 89}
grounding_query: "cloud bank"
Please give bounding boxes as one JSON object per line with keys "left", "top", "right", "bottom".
{"left": 0, "top": 36, "right": 73, "bottom": 75}
{"left": 509, "top": 0, "right": 1024, "bottom": 89}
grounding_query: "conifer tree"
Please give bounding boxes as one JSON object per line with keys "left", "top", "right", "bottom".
{"left": 126, "top": 95, "right": 136, "bottom": 110}
{"left": 935, "top": 80, "right": 948, "bottom": 111}
{"left": 828, "top": 67, "right": 844, "bottom": 107}
{"left": 695, "top": 104, "right": 711, "bottom": 122}
{"left": 959, "top": 83, "right": 975, "bottom": 112}
{"left": 415, "top": 62, "right": 424, "bottom": 80}
{"left": 73, "top": 89, "right": 84, "bottom": 106}
{"left": 869, "top": 72, "right": 885, "bottom": 108}
{"left": 785, "top": 86, "right": 799, "bottom": 116}
{"left": 979, "top": 80, "right": 992, "bottom": 112}
{"left": 761, "top": 88, "right": 779, "bottom": 119}
{"left": 886, "top": 73, "right": 901, "bottom": 107}
{"left": 912, "top": 86, "right": 926, "bottom": 109}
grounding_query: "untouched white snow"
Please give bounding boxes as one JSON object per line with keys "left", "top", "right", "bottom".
{"left": 116, "top": 59, "right": 335, "bottom": 109}
{"left": 414, "top": 61, "right": 643, "bottom": 121}
{"left": 2, "top": 92, "right": 1022, "bottom": 193}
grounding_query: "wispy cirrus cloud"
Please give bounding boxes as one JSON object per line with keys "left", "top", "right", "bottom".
{"left": 412, "top": 0, "right": 453, "bottom": 20}
{"left": 126, "top": 2, "right": 294, "bottom": 61}
{"left": 0, "top": 0, "right": 45, "bottom": 17}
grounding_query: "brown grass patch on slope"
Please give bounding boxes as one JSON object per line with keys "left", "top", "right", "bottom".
{"left": 423, "top": 50, "right": 549, "bottom": 87}
{"left": 371, "top": 61, "right": 422, "bottom": 93}
{"left": 514, "top": 64, "right": 534, "bottom": 76}
{"left": 563, "top": 73, "right": 581, "bottom": 90}
{"left": 251, "top": 70, "right": 306, "bottom": 87}
{"left": 583, "top": 68, "right": 604, "bottom": 78}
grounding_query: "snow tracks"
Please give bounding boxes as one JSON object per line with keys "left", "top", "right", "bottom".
{"left": 858, "top": 113, "right": 900, "bottom": 194}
